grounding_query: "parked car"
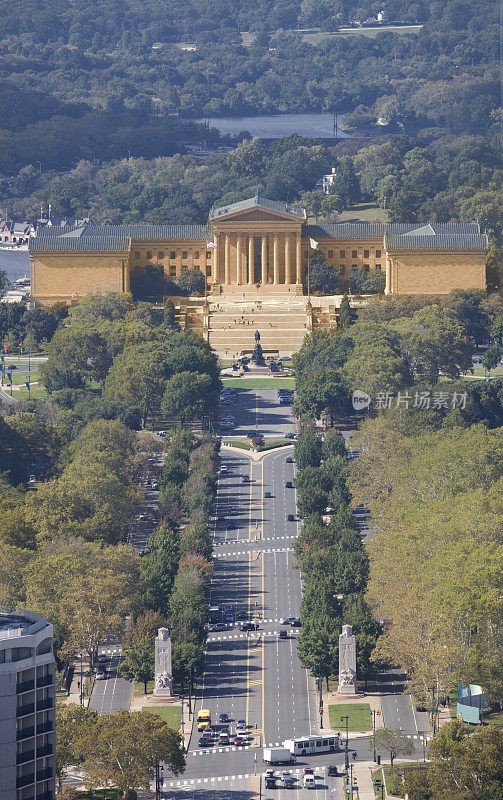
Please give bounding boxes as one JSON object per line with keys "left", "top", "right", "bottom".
{"left": 285, "top": 480, "right": 293, "bottom": 488}
{"left": 287, "top": 513, "right": 295, "bottom": 521}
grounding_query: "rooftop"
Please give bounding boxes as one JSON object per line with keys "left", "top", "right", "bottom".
{"left": 209, "top": 194, "right": 306, "bottom": 221}
{"left": 0, "top": 609, "right": 50, "bottom": 640}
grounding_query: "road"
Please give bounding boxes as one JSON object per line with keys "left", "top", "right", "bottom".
{"left": 163, "top": 416, "right": 345, "bottom": 797}
{"left": 88, "top": 652, "right": 133, "bottom": 714}
{"left": 221, "top": 388, "right": 296, "bottom": 439}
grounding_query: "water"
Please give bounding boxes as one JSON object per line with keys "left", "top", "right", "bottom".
{"left": 0, "top": 251, "right": 30, "bottom": 284}
{"left": 196, "top": 112, "right": 349, "bottom": 139}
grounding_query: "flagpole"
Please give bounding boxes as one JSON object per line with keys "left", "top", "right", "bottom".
{"left": 307, "top": 249, "right": 311, "bottom": 301}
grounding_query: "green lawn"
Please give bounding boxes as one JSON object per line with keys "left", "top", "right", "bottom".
{"left": 11, "top": 369, "right": 40, "bottom": 384}
{"left": 142, "top": 704, "right": 182, "bottom": 730}
{"left": 134, "top": 680, "right": 154, "bottom": 696}
{"left": 12, "top": 384, "right": 47, "bottom": 400}
{"left": 329, "top": 702, "right": 372, "bottom": 732}
{"left": 221, "top": 377, "right": 295, "bottom": 389}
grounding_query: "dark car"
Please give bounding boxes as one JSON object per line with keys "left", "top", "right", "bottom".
{"left": 265, "top": 491, "right": 272, "bottom": 498}
{"left": 239, "top": 621, "right": 259, "bottom": 631}
{"left": 242, "top": 474, "right": 251, "bottom": 482}
{"left": 287, "top": 513, "right": 295, "bottom": 521}
{"left": 328, "top": 765, "right": 339, "bottom": 776}
{"left": 291, "top": 618, "right": 301, "bottom": 627}
{"left": 208, "top": 622, "right": 227, "bottom": 632}
{"left": 285, "top": 456, "right": 294, "bottom": 463}
{"left": 265, "top": 777, "right": 277, "bottom": 789}
{"left": 284, "top": 432, "right": 295, "bottom": 439}
{"left": 279, "top": 397, "right": 293, "bottom": 405}
{"left": 199, "top": 736, "right": 213, "bottom": 747}
{"left": 218, "top": 713, "right": 229, "bottom": 723}
{"left": 285, "top": 480, "right": 293, "bottom": 488}
{"left": 279, "top": 629, "right": 288, "bottom": 639}
{"left": 234, "top": 736, "right": 246, "bottom": 746}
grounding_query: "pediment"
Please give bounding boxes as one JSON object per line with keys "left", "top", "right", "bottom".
{"left": 217, "top": 208, "right": 298, "bottom": 223}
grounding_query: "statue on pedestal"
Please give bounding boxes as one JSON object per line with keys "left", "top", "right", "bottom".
{"left": 337, "top": 624, "right": 357, "bottom": 695}
{"left": 153, "top": 628, "right": 173, "bottom": 697}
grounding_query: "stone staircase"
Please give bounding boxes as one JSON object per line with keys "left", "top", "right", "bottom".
{"left": 177, "top": 296, "right": 339, "bottom": 357}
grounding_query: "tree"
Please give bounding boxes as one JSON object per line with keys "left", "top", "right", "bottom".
{"left": 130, "top": 264, "right": 167, "bottom": 300}
{"left": 294, "top": 466, "right": 331, "bottom": 517}
{"left": 0, "top": 268, "right": 7, "bottom": 295}
{"left": 308, "top": 254, "right": 342, "bottom": 294}
{"left": 75, "top": 709, "right": 185, "bottom": 798}
{"left": 339, "top": 297, "right": 353, "bottom": 328}
{"left": 161, "top": 371, "right": 216, "bottom": 422}
{"left": 372, "top": 728, "right": 414, "bottom": 766}
{"left": 342, "top": 323, "right": 410, "bottom": 395}
{"left": 174, "top": 268, "right": 206, "bottom": 296}
{"left": 294, "top": 428, "right": 322, "bottom": 469}
{"left": 323, "top": 429, "right": 347, "bottom": 460}
{"left": 141, "top": 525, "right": 180, "bottom": 615}
{"left": 293, "top": 367, "right": 351, "bottom": 424}
{"left": 56, "top": 703, "right": 91, "bottom": 797}
{"left": 428, "top": 722, "right": 503, "bottom": 800}
{"left": 40, "top": 327, "right": 112, "bottom": 391}
{"left": 163, "top": 299, "right": 177, "bottom": 328}
{"left": 104, "top": 340, "right": 169, "bottom": 423}
{"left": 119, "top": 635, "right": 155, "bottom": 694}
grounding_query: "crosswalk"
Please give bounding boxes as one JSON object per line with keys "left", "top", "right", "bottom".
{"left": 163, "top": 767, "right": 329, "bottom": 789}
{"left": 191, "top": 744, "right": 252, "bottom": 755}
{"left": 215, "top": 546, "right": 293, "bottom": 559}
{"left": 207, "top": 630, "right": 299, "bottom": 642}
{"left": 213, "top": 534, "right": 295, "bottom": 547}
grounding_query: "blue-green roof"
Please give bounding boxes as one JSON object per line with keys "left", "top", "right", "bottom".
{"left": 209, "top": 194, "right": 306, "bottom": 221}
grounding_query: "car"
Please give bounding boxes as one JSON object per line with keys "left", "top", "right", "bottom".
{"left": 96, "top": 654, "right": 108, "bottom": 664}
{"left": 304, "top": 774, "right": 316, "bottom": 789}
{"left": 265, "top": 778, "right": 277, "bottom": 789}
{"left": 280, "top": 771, "right": 292, "bottom": 782}
{"left": 265, "top": 491, "right": 272, "bottom": 498}
{"left": 224, "top": 611, "right": 234, "bottom": 623}
{"left": 208, "top": 622, "right": 227, "bottom": 632}
{"left": 291, "top": 618, "right": 301, "bottom": 627}
{"left": 220, "top": 465, "right": 229, "bottom": 473}
{"left": 237, "top": 719, "right": 246, "bottom": 727}
{"left": 219, "top": 735, "right": 230, "bottom": 745}
{"left": 199, "top": 736, "right": 213, "bottom": 747}
{"left": 96, "top": 671, "right": 107, "bottom": 680}
{"left": 304, "top": 767, "right": 314, "bottom": 775}
{"left": 218, "top": 713, "right": 229, "bottom": 723}
{"left": 239, "top": 621, "right": 259, "bottom": 631}
{"left": 236, "top": 726, "right": 247, "bottom": 738}
{"left": 287, "top": 513, "right": 295, "bottom": 521}
{"left": 285, "top": 456, "right": 294, "bottom": 463}
{"left": 280, "top": 617, "right": 295, "bottom": 624}
{"left": 236, "top": 610, "right": 247, "bottom": 620}
{"left": 279, "top": 630, "right": 288, "bottom": 639}
{"left": 242, "top": 474, "right": 251, "bottom": 482}
{"left": 279, "top": 397, "right": 293, "bottom": 405}
{"left": 327, "top": 765, "right": 340, "bottom": 776}
{"left": 285, "top": 480, "right": 293, "bottom": 488}
{"left": 234, "top": 736, "right": 246, "bottom": 746}
{"left": 265, "top": 769, "right": 275, "bottom": 778}
{"left": 284, "top": 432, "right": 295, "bottom": 439}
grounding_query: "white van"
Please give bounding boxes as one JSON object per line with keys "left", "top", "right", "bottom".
{"left": 304, "top": 774, "right": 316, "bottom": 789}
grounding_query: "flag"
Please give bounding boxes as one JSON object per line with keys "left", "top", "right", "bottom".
{"left": 206, "top": 240, "right": 217, "bottom": 249}
{"left": 25, "top": 381, "right": 30, "bottom": 391}
{"left": 309, "top": 238, "right": 318, "bottom": 249}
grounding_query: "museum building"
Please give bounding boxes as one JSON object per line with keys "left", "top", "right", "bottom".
{"left": 29, "top": 194, "right": 487, "bottom": 307}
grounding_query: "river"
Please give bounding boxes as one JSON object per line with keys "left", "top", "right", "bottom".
{"left": 195, "top": 112, "right": 349, "bottom": 139}
{"left": 0, "top": 250, "right": 30, "bottom": 284}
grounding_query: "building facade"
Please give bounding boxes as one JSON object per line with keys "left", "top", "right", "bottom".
{"left": 0, "top": 610, "right": 56, "bottom": 800}
{"left": 29, "top": 195, "right": 487, "bottom": 306}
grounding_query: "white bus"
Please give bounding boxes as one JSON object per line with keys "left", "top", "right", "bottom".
{"left": 284, "top": 734, "right": 341, "bottom": 756}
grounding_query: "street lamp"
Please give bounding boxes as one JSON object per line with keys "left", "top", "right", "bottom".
{"left": 371, "top": 708, "right": 380, "bottom": 762}
{"left": 341, "top": 714, "right": 349, "bottom": 772}
{"left": 422, "top": 738, "right": 428, "bottom": 762}
{"left": 429, "top": 685, "right": 437, "bottom": 735}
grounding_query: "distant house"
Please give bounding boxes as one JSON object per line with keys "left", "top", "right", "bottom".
{"left": 315, "top": 167, "right": 338, "bottom": 195}
{"left": 175, "top": 42, "right": 197, "bottom": 52}
{"left": 0, "top": 221, "right": 35, "bottom": 245}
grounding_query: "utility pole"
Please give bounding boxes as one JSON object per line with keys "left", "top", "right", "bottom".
{"left": 341, "top": 714, "right": 349, "bottom": 773}
{"left": 371, "top": 708, "right": 380, "bottom": 762}
{"left": 429, "top": 685, "right": 436, "bottom": 735}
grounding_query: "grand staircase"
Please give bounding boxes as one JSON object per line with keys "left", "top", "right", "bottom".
{"left": 178, "top": 295, "right": 339, "bottom": 357}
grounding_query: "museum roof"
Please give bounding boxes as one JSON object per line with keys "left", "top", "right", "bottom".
{"left": 209, "top": 194, "right": 306, "bottom": 221}
{"left": 305, "top": 222, "right": 482, "bottom": 240}
{"left": 385, "top": 232, "right": 488, "bottom": 250}
{"left": 30, "top": 223, "right": 210, "bottom": 252}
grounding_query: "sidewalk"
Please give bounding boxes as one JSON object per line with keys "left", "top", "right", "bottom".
{"left": 62, "top": 658, "right": 92, "bottom": 707}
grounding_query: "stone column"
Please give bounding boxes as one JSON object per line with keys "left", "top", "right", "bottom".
{"left": 296, "top": 233, "right": 302, "bottom": 284}
{"left": 236, "top": 234, "right": 242, "bottom": 284}
{"left": 273, "top": 234, "right": 279, "bottom": 285}
{"left": 248, "top": 235, "right": 255, "bottom": 285}
{"left": 385, "top": 256, "right": 392, "bottom": 295}
{"left": 261, "top": 235, "right": 267, "bottom": 284}
{"left": 213, "top": 234, "right": 220, "bottom": 283}
{"left": 154, "top": 627, "right": 173, "bottom": 697}
{"left": 284, "top": 234, "right": 292, "bottom": 285}
{"left": 224, "top": 234, "right": 230, "bottom": 285}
